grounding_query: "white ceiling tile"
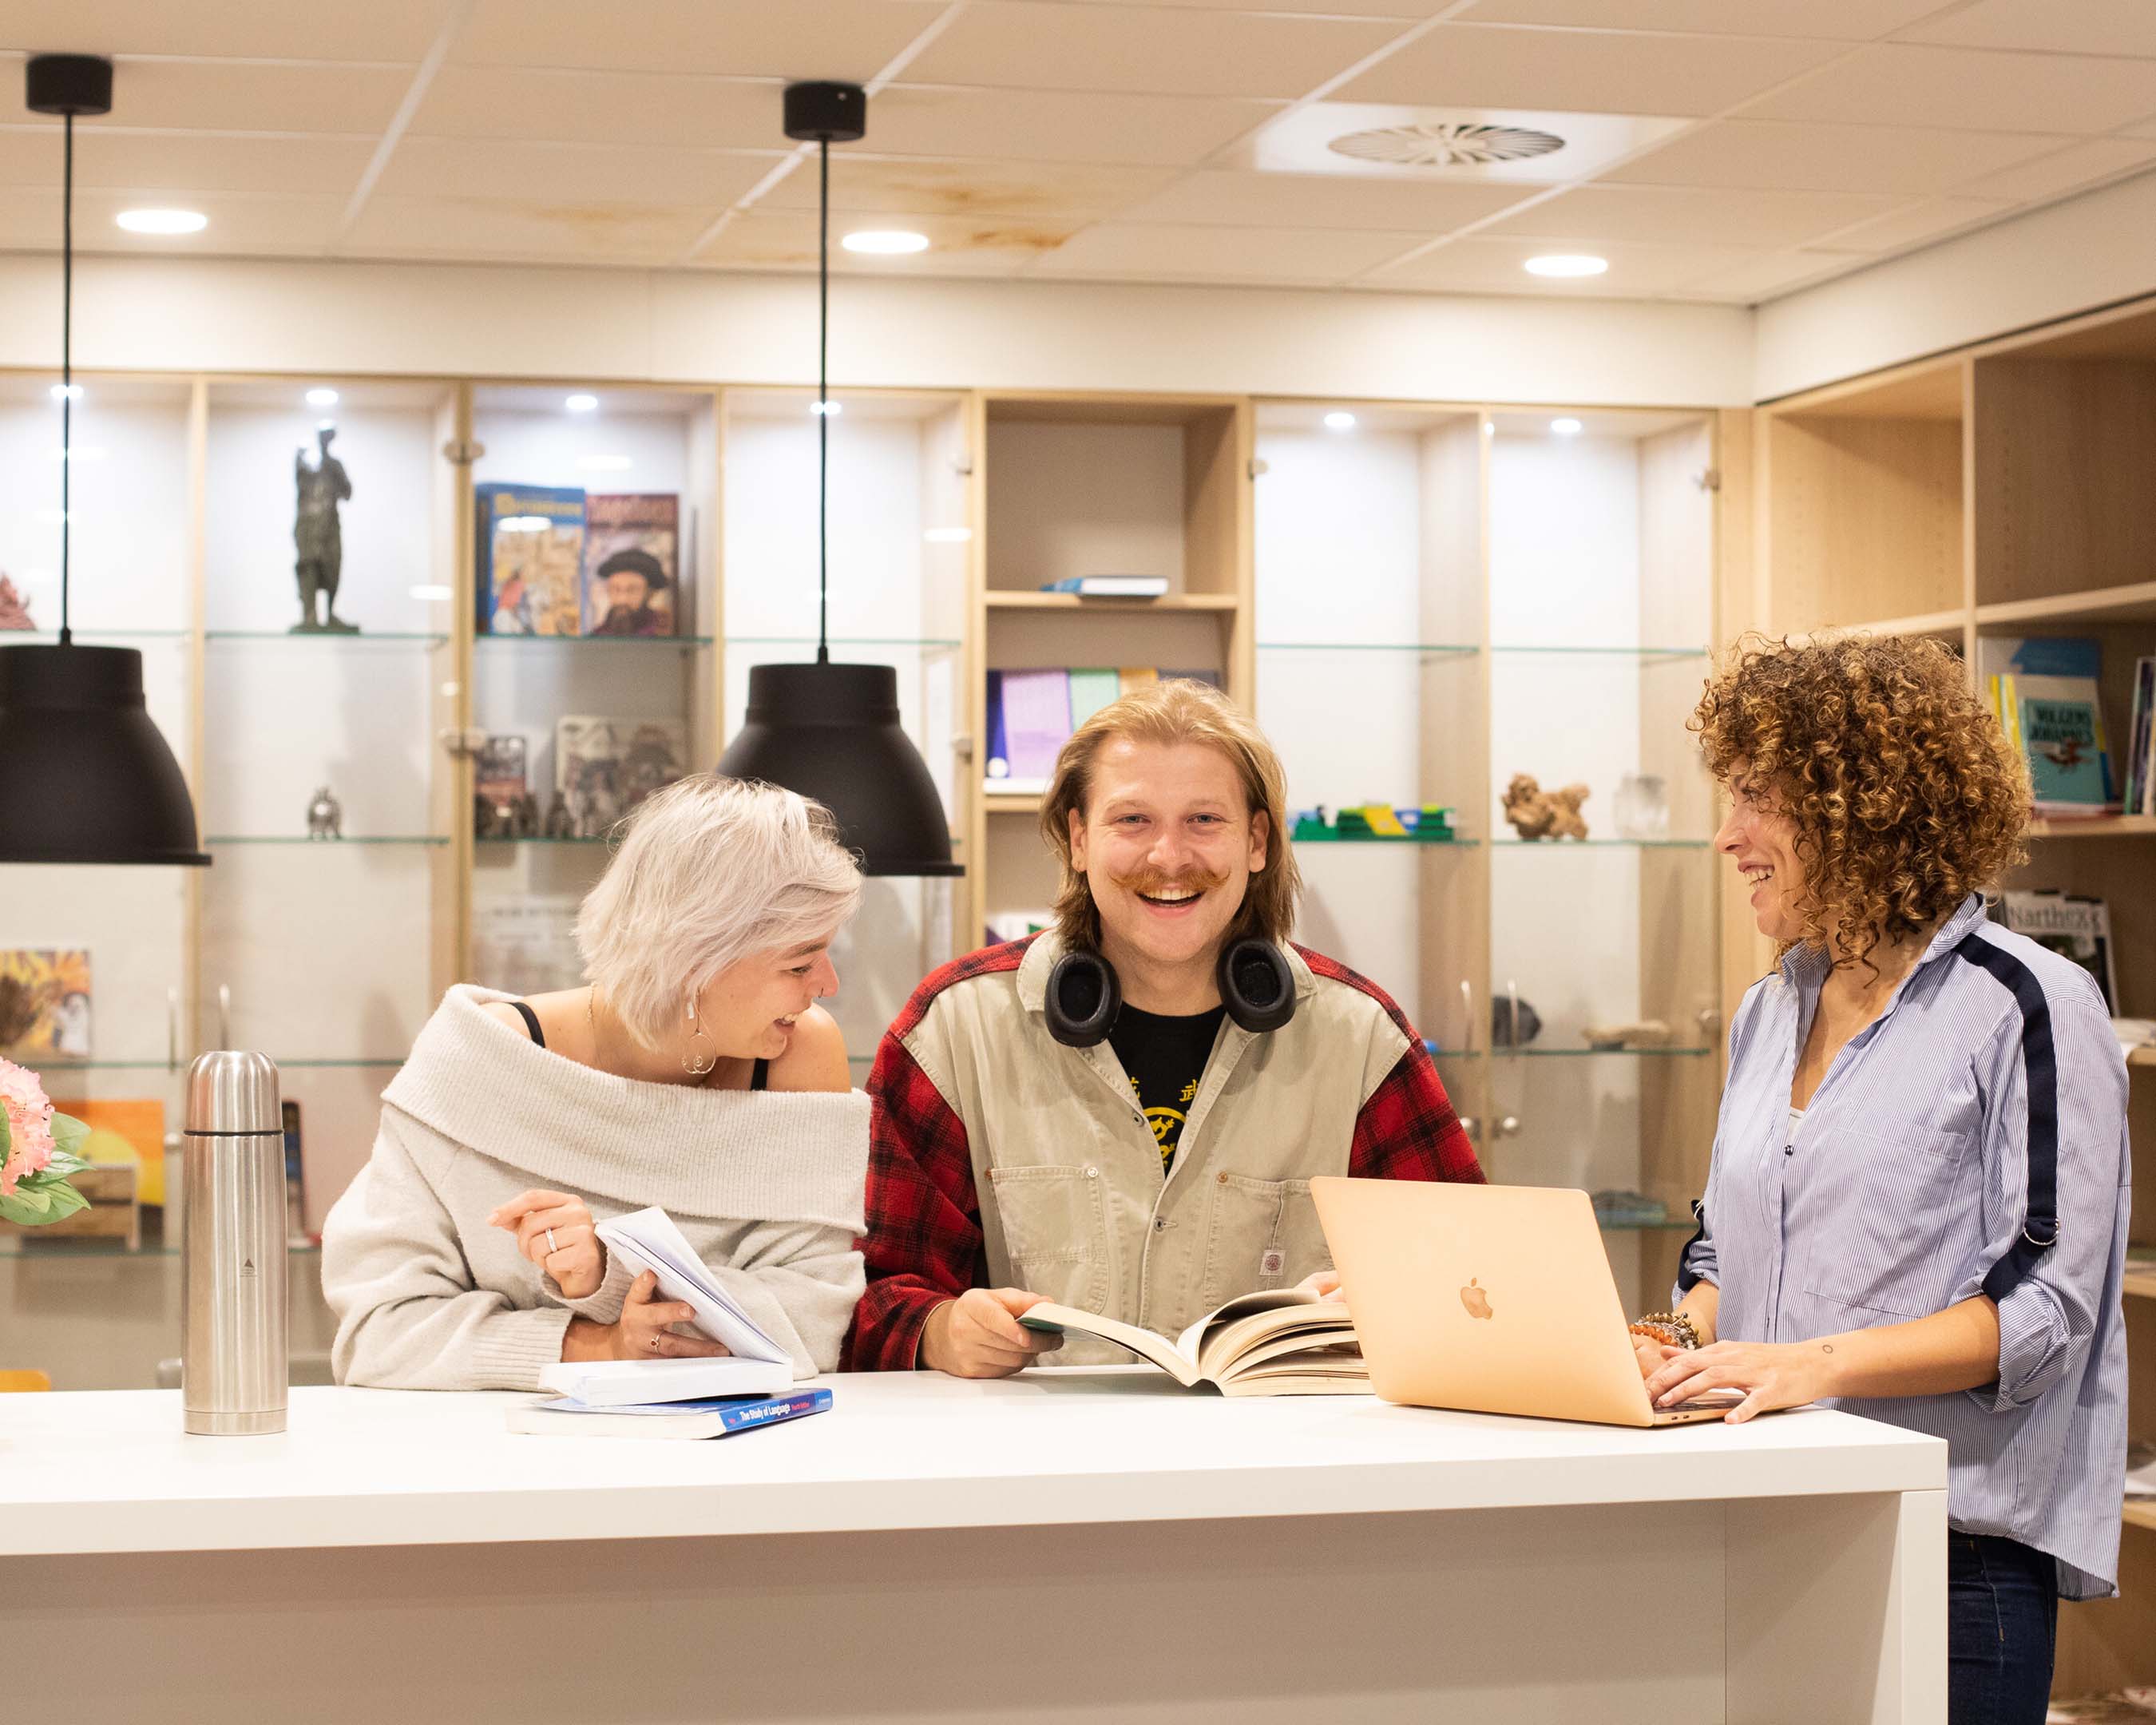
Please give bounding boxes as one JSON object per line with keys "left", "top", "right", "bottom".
{"left": 343, "top": 194, "right": 714, "bottom": 265}
{"left": 1338, "top": 22, "right": 1844, "bottom": 116}
{"left": 1365, "top": 232, "right": 1771, "bottom": 293}
{"left": 1112, "top": 169, "right": 1531, "bottom": 232}
{"left": 900, "top": 4, "right": 1405, "bottom": 100}
{"left": 1673, "top": 249, "right": 1853, "bottom": 301}
{"left": 1952, "top": 137, "right": 2156, "bottom": 203}
{"left": 1455, "top": 0, "right": 1946, "bottom": 38}
{"left": 375, "top": 137, "right": 781, "bottom": 208}
{"left": 1740, "top": 44, "right": 2156, "bottom": 135}
{"left": 1896, "top": 0, "right": 2156, "bottom": 58}
{"left": 1805, "top": 196, "right": 2008, "bottom": 254}
{"left": 2, "top": 61, "right": 415, "bottom": 136}
{"left": 453, "top": 0, "right": 949, "bottom": 78}
{"left": 410, "top": 69, "right": 784, "bottom": 151}
{"left": 1605, "top": 119, "right": 2070, "bottom": 196}
{"left": 0, "top": 0, "right": 455, "bottom": 60}
{"left": 1035, "top": 220, "right": 1414, "bottom": 284}
{"left": 695, "top": 208, "right": 1073, "bottom": 276}
{"left": 759, "top": 157, "right": 1176, "bottom": 220}
{"left": 0, "top": 186, "right": 346, "bottom": 255}
{"left": 0, "top": 129, "right": 375, "bottom": 196}
{"left": 870, "top": 85, "right": 1282, "bottom": 168}
{"left": 1479, "top": 183, "right": 1902, "bottom": 247}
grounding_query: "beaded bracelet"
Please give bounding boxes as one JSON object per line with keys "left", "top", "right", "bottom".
{"left": 1628, "top": 1309, "right": 1701, "bottom": 1350}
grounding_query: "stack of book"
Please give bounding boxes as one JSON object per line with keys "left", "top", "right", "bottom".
{"left": 985, "top": 667, "right": 1223, "bottom": 795}
{"left": 1980, "top": 636, "right": 2118, "bottom": 817}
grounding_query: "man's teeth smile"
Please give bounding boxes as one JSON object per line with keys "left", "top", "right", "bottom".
{"left": 1140, "top": 887, "right": 1201, "bottom": 905}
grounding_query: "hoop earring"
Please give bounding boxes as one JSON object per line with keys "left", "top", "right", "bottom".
{"left": 682, "top": 995, "right": 719, "bottom": 1077}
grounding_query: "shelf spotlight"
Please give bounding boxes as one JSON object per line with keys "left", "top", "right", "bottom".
{"left": 408, "top": 584, "right": 454, "bottom": 602}
{"left": 1551, "top": 417, "right": 1584, "bottom": 436}
{"left": 116, "top": 208, "right": 208, "bottom": 235}
{"left": 923, "top": 527, "right": 974, "bottom": 544}
{"left": 1524, "top": 254, "right": 1608, "bottom": 279}
{"left": 306, "top": 388, "right": 339, "bottom": 408}
{"left": 842, "top": 230, "right": 930, "bottom": 255}
{"left": 315, "top": 418, "right": 336, "bottom": 432}
{"left": 565, "top": 393, "right": 599, "bottom": 413}
{"left": 811, "top": 399, "right": 842, "bottom": 417}
{"left": 50, "top": 383, "right": 82, "bottom": 403}
{"left": 1323, "top": 411, "right": 1357, "bottom": 431}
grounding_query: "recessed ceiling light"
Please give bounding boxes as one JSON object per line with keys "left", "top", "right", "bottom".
{"left": 50, "top": 383, "right": 81, "bottom": 403}
{"left": 811, "top": 400, "right": 842, "bottom": 417}
{"left": 306, "top": 388, "right": 339, "bottom": 408}
{"left": 1551, "top": 417, "right": 1584, "bottom": 436}
{"left": 923, "top": 526, "right": 973, "bottom": 544}
{"left": 841, "top": 230, "right": 930, "bottom": 256}
{"left": 1322, "top": 410, "right": 1357, "bottom": 431}
{"left": 565, "top": 393, "right": 599, "bottom": 413}
{"left": 1524, "top": 254, "right": 1608, "bottom": 279}
{"left": 116, "top": 208, "right": 208, "bottom": 235}
{"left": 578, "top": 454, "right": 633, "bottom": 471}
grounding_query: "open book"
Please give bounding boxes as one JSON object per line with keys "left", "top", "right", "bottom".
{"left": 1019, "top": 1287, "right": 1365, "bottom": 1397}
{"left": 594, "top": 1206, "right": 795, "bottom": 1372}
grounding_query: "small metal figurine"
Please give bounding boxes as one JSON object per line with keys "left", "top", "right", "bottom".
{"left": 541, "top": 792, "right": 574, "bottom": 839}
{"left": 292, "top": 424, "right": 357, "bottom": 633}
{"left": 306, "top": 785, "right": 343, "bottom": 840}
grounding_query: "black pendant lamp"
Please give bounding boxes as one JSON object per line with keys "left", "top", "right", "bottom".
{"left": 0, "top": 55, "right": 208, "bottom": 867}
{"left": 716, "top": 81, "right": 960, "bottom": 878}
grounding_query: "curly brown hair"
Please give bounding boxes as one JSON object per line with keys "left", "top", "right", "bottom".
{"left": 1690, "top": 634, "right": 2030, "bottom": 971}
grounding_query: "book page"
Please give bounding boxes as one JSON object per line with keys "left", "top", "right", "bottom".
{"left": 1020, "top": 1303, "right": 1202, "bottom": 1386}
{"left": 596, "top": 1207, "right": 790, "bottom": 1366}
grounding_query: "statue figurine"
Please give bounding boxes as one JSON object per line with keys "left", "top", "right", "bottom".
{"left": 306, "top": 785, "right": 343, "bottom": 840}
{"left": 292, "top": 425, "right": 357, "bottom": 633}
{"left": 1500, "top": 773, "right": 1590, "bottom": 842}
{"left": 541, "top": 792, "right": 574, "bottom": 839}
{"left": 507, "top": 791, "right": 541, "bottom": 839}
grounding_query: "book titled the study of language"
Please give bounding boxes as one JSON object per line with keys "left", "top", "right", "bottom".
{"left": 508, "top": 1387, "right": 831, "bottom": 1441}
{"left": 1019, "top": 1287, "right": 1367, "bottom": 1397}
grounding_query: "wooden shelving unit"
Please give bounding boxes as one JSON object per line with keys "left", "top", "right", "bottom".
{"left": 1758, "top": 291, "right": 2156, "bottom": 1700}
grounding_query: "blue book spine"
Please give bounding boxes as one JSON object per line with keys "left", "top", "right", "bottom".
{"left": 719, "top": 1387, "right": 831, "bottom": 1433}
{"left": 985, "top": 669, "right": 1009, "bottom": 780}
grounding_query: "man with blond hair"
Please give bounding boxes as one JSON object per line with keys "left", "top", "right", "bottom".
{"left": 846, "top": 679, "right": 1483, "bottom": 1376}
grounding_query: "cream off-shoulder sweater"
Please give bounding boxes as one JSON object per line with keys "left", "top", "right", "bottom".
{"left": 321, "top": 985, "right": 869, "bottom": 1390}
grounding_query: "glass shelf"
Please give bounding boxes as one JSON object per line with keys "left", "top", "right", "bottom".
{"left": 1491, "top": 644, "right": 1709, "bottom": 659}
{"left": 0, "top": 1236, "right": 320, "bottom": 1260}
{"left": 1298, "top": 836, "right": 1480, "bottom": 848}
{"left": 6, "top": 628, "right": 191, "bottom": 642}
{"left": 34, "top": 1060, "right": 180, "bottom": 1073}
{"left": 207, "top": 835, "right": 449, "bottom": 847}
{"left": 1256, "top": 640, "right": 1479, "bottom": 656}
{"left": 475, "top": 836, "right": 610, "bottom": 846}
{"left": 477, "top": 632, "right": 715, "bottom": 646}
{"left": 1491, "top": 839, "right": 1711, "bottom": 850}
{"left": 727, "top": 635, "right": 963, "bottom": 649}
{"left": 205, "top": 631, "right": 450, "bottom": 644}
{"left": 1425, "top": 1045, "right": 1711, "bottom": 1058}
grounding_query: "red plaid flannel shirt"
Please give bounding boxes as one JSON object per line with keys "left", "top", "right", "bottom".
{"left": 842, "top": 940, "right": 1484, "bottom": 1371}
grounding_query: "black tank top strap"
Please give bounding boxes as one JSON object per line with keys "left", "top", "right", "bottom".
{"left": 508, "top": 999, "right": 545, "bottom": 1049}
{"left": 751, "top": 1057, "right": 770, "bottom": 1092}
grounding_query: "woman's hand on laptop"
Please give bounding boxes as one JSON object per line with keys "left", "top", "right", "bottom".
{"left": 1631, "top": 1334, "right": 1682, "bottom": 1379}
{"left": 921, "top": 1289, "right": 1062, "bottom": 1378}
{"left": 1643, "top": 1341, "right": 1829, "bottom": 1424}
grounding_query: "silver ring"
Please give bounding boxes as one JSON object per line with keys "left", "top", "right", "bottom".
{"left": 545, "top": 1227, "right": 558, "bottom": 1255}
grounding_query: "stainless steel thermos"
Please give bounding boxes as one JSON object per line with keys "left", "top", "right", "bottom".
{"left": 181, "top": 1051, "right": 288, "bottom": 1435}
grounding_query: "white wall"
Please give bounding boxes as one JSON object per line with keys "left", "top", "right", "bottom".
{"left": 1756, "top": 169, "right": 2156, "bottom": 401}
{"left": 0, "top": 255, "right": 1754, "bottom": 408}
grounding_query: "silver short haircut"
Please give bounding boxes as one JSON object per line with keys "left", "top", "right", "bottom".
{"left": 576, "top": 774, "right": 863, "bottom": 1049}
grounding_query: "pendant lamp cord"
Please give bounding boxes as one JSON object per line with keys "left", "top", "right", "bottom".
{"left": 59, "top": 108, "right": 74, "bottom": 648}
{"left": 816, "top": 135, "right": 830, "bottom": 667}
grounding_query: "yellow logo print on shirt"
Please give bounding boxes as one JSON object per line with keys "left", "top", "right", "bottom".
{"left": 1132, "top": 1077, "right": 1200, "bottom": 1161}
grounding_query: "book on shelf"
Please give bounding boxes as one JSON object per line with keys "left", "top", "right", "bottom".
{"left": 0, "top": 948, "right": 91, "bottom": 1061}
{"left": 474, "top": 735, "right": 529, "bottom": 808}
{"left": 1018, "top": 1287, "right": 1366, "bottom": 1397}
{"left": 983, "top": 668, "right": 1227, "bottom": 795}
{"left": 581, "top": 492, "right": 680, "bottom": 638}
{"left": 476, "top": 483, "right": 585, "bottom": 636}
{"left": 1999, "top": 890, "right": 2119, "bottom": 1014}
{"left": 1040, "top": 576, "right": 1171, "bottom": 599}
{"left": 538, "top": 1354, "right": 795, "bottom": 1407}
{"left": 594, "top": 1206, "right": 795, "bottom": 1369}
{"left": 2125, "top": 656, "right": 2154, "bottom": 819}
{"left": 555, "top": 716, "right": 688, "bottom": 838}
{"left": 508, "top": 1387, "right": 831, "bottom": 1441}
{"left": 1980, "top": 636, "right": 2117, "bottom": 813}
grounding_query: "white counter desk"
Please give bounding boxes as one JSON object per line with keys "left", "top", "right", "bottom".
{"left": 2, "top": 1370, "right": 1945, "bottom": 1723}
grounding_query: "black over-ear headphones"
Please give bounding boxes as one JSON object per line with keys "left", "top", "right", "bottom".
{"left": 1044, "top": 938, "right": 1297, "bottom": 1049}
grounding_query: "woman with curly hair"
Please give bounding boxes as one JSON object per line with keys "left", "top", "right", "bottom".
{"left": 1635, "top": 635, "right": 2130, "bottom": 1724}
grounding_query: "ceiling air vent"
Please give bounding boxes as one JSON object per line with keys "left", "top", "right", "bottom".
{"left": 1328, "top": 122, "right": 1564, "bottom": 169}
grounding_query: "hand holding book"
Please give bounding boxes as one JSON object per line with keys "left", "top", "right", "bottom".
{"left": 562, "top": 1270, "right": 732, "bottom": 1363}
{"left": 921, "top": 1287, "right": 1064, "bottom": 1378}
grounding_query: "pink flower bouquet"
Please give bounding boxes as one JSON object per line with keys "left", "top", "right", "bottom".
{"left": 0, "top": 1057, "right": 90, "bottom": 1226}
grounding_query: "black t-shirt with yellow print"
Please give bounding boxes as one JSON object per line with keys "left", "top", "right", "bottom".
{"left": 1108, "top": 1003, "right": 1228, "bottom": 1176}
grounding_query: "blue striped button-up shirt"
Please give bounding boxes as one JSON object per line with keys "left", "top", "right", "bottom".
{"left": 1680, "top": 894, "right": 2131, "bottom": 1598}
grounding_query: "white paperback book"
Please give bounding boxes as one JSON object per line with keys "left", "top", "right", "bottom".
{"left": 537, "top": 1354, "right": 794, "bottom": 1406}
{"left": 592, "top": 1204, "right": 795, "bottom": 1367}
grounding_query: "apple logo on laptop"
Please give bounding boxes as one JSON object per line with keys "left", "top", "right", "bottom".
{"left": 1460, "top": 1278, "right": 1493, "bottom": 1320}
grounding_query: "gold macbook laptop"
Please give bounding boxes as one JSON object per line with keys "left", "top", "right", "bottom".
{"left": 1311, "top": 1176, "right": 1744, "bottom": 1429}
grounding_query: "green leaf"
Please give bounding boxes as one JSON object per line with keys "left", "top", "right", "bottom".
{"left": 50, "top": 1113, "right": 90, "bottom": 1157}
{"left": 42, "top": 1146, "right": 90, "bottom": 1177}
{"left": 0, "top": 1112, "right": 10, "bottom": 1158}
{"left": 36, "top": 1180, "right": 89, "bottom": 1224}
{"left": 0, "top": 1186, "right": 54, "bottom": 1224}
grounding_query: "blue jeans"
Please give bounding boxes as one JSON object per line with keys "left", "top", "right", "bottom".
{"left": 1948, "top": 1533, "right": 2058, "bottom": 1725}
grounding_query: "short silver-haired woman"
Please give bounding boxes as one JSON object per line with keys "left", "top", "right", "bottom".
{"left": 323, "top": 775, "right": 869, "bottom": 1389}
